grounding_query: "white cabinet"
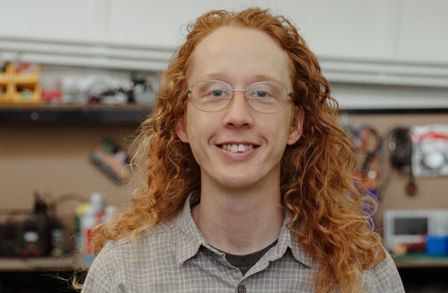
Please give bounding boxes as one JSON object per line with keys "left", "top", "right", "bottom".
{"left": 0, "top": 0, "right": 103, "bottom": 42}
{"left": 106, "top": 0, "right": 271, "bottom": 47}
{"left": 107, "top": 0, "right": 192, "bottom": 47}
{"left": 0, "top": 0, "right": 447, "bottom": 109}
{"left": 280, "top": 0, "right": 393, "bottom": 59}
{"left": 395, "top": 0, "right": 448, "bottom": 63}
{"left": 2, "top": 0, "right": 447, "bottom": 63}
{"left": 106, "top": 0, "right": 394, "bottom": 60}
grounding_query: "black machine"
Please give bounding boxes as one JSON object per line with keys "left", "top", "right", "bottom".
{"left": 0, "top": 192, "right": 64, "bottom": 257}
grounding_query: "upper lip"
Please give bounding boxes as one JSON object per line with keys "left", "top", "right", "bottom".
{"left": 216, "top": 141, "right": 261, "bottom": 147}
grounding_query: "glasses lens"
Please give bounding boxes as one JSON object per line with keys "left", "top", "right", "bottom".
{"left": 246, "top": 81, "right": 289, "bottom": 113}
{"left": 190, "top": 80, "right": 231, "bottom": 111}
{"left": 189, "top": 80, "right": 291, "bottom": 113}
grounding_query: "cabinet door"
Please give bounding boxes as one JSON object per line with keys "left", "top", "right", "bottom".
{"left": 107, "top": 0, "right": 243, "bottom": 47}
{"left": 396, "top": 0, "right": 448, "bottom": 63}
{"left": 275, "top": 0, "right": 393, "bottom": 59}
{"left": 107, "top": 0, "right": 393, "bottom": 60}
{"left": 0, "top": 0, "right": 103, "bottom": 42}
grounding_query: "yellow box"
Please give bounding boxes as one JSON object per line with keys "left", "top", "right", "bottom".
{"left": 0, "top": 63, "right": 42, "bottom": 104}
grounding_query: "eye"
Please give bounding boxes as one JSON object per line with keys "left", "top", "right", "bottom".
{"left": 247, "top": 86, "right": 274, "bottom": 99}
{"left": 247, "top": 82, "right": 287, "bottom": 101}
{"left": 198, "top": 82, "right": 230, "bottom": 99}
{"left": 208, "top": 89, "right": 226, "bottom": 97}
{"left": 252, "top": 90, "right": 271, "bottom": 98}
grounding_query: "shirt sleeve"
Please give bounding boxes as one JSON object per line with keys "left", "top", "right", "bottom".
{"left": 364, "top": 249, "right": 405, "bottom": 293}
{"left": 81, "top": 247, "right": 117, "bottom": 293}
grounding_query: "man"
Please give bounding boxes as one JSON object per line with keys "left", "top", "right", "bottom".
{"left": 81, "top": 8, "right": 404, "bottom": 292}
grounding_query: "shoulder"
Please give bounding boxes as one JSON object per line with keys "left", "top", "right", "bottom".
{"left": 101, "top": 218, "right": 178, "bottom": 262}
{"left": 362, "top": 249, "right": 405, "bottom": 293}
{"left": 82, "top": 219, "right": 178, "bottom": 292}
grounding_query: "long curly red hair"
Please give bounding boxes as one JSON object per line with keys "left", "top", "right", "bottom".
{"left": 93, "top": 7, "right": 385, "bottom": 292}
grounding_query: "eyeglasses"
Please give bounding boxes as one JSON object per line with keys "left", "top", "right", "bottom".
{"left": 187, "top": 80, "right": 293, "bottom": 114}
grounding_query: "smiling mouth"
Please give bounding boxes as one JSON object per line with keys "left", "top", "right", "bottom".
{"left": 218, "top": 143, "right": 259, "bottom": 153}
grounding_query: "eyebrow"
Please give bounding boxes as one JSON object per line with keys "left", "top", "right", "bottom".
{"left": 200, "top": 73, "right": 283, "bottom": 84}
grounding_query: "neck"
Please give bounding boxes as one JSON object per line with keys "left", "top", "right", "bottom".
{"left": 193, "top": 175, "right": 284, "bottom": 255}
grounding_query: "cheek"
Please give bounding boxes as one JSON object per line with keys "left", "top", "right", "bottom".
{"left": 266, "top": 114, "right": 294, "bottom": 138}
{"left": 185, "top": 109, "right": 215, "bottom": 143}
{"left": 184, "top": 106, "right": 198, "bottom": 134}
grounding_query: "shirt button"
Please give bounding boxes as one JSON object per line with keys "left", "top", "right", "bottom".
{"left": 237, "top": 284, "right": 246, "bottom": 293}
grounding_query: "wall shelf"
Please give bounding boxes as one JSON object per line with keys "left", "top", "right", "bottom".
{"left": 0, "top": 256, "right": 79, "bottom": 272}
{"left": 2, "top": 35, "right": 448, "bottom": 111}
{"left": 394, "top": 255, "right": 448, "bottom": 268}
{"left": 0, "top": 104, "right": 446, "bottom": 126}
{"left": 341, "top": 108, "right": 448, "bottom": 115}
{"left": 0, "top": 104, "right": 150, "bottom": 125}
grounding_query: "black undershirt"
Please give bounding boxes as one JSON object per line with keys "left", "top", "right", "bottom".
{"left": 215, "top": 240, "right": 278, "bottom": 275}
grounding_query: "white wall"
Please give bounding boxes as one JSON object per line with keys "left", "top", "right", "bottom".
{"left": 0, "top": 0, "right": 101, "bottom": 42}
{"left": 2, "top": 0, "right": 447, "bottom": 63}
{"left": 1, "top": 0, "right": 447, "bottom": 109}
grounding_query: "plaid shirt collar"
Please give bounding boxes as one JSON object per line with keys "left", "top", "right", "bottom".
{"left": 174, "top": 192, "right": 315, "bottom": 268}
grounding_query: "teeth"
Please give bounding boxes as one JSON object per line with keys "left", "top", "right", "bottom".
{"left": 222, "top": 144, "right": 253, "bottom": 153}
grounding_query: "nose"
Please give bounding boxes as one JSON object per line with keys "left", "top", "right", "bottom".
{"left": 222, "top": 91, "right": 254, "bottom": 128}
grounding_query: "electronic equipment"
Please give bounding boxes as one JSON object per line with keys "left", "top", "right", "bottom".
{"left": 387, "top": 127, "right": 417, "bottom": 196}
{"left": 388, "top": 127, "right": 412, "bottom": 173}
{"left": 384, "top": 209, "right": 448, "bottom": 252}
{"left": 21, "top": 193, "right": 51, "bottom": 257}
{"left": 0, "top": 221, "right": 23, "bottom": 256}
{"left": 0, "top": 193, "right": 66, "bottom": 257}
{"left": 412, "top": 124, "right": 448, "bottom": 177}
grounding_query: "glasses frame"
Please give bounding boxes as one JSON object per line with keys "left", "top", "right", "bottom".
{"left": 187, "top": 79, "right": 293, "bottom": 114}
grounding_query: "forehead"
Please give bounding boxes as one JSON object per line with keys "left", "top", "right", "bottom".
{"left": 188, "top": 26, "right": 291, "bottom": 85}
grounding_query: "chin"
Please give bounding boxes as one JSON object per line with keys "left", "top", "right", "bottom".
{"left": 214, "top": 175, "right": 262, "bottom": 190}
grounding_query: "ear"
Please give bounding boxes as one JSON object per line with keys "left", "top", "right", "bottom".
{"left": 287, "top": 107, "right": 304, "bottom": 145}
{"left": 176, "top": 117, "right": 189, "bottom": 143}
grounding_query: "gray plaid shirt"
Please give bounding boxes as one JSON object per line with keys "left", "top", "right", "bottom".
{"left": 82, "top": 195, "right": 404, "bottom": 293}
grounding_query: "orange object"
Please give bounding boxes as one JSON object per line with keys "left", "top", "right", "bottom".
{"left": 0, "top": 63, "right": 41, "bottom": 104}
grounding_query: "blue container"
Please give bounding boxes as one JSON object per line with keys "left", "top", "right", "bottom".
{"left": 426, "top": 235, "right": 448, "bottom": 256}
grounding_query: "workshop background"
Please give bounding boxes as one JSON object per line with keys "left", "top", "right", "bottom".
{"left": 0, "top": 0, "right": 447, "bottom": 292}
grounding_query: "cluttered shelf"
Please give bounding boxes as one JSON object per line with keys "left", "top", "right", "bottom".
{"left": 0, "top": 60, "right": 156, "bottom": 124}
{"left": 2, "top": 105, "right": 447, "bottom": 125}
{"left": 0, "top": 256, "right": 80, "bottom": 272}
{"left": 393, "top": 254, "right": 448, "bottom": 268}
{"left": 0, "top": 104, "right": 151, "bottom": 124}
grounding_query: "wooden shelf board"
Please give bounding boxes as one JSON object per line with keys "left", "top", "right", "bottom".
{"left": 394, "top": 255, "right": 448, "bottom": 268}
{"left": 0, "top": 256, "right": 79, "bottom": 272}
{"left": 0, "top": 104, "right": 151, "bottom": 124}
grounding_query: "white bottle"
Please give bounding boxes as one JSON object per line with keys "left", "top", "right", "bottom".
{"left": 90, "top": 192, "right": 104, "bottom": 225}
{"left": 80, "top": 205, "right": 96, "bottom": 266}
{"left": 80, "top": 206, "right": 95, "bottom": 254}
{"left": 103, "top": 205, "right": 117, "bottom": 223}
